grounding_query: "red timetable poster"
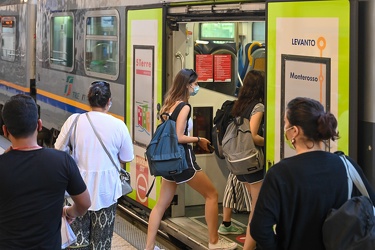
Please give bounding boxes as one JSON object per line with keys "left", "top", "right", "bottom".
{"left": 196, "top": 54, "right": 213, "bottom": 82}
{"left": 214, "top": 54, "right": 231, "bottom": 82}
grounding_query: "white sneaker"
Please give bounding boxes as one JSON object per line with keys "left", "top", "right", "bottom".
{"left": 143, "top": 246, "right": 163, "bottom": 250}
{"left": 209, "top": 238, "right": 237, "bottom": 249}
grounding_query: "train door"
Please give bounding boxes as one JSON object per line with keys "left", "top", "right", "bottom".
{"left": 125, "top": 6, "right": 166, "bottom": 211}
{"left": 165, "top": 2, "right": 266, "bottom": 217}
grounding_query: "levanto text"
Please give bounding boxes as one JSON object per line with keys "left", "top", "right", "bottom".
{"left": 291, "top": 39, "right": 316, "bottom": 46}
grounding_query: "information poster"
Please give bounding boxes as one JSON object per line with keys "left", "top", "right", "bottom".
{"left": 196, "top": 54, "right": 213, "bottom": 82}
{"left": 281, "top": 55, "right": 331, "bottom": 158}
{"left": 133, "top": 45, "right": 154, "bottom": 147}
{"left": 214, "top": 54, "right": 231, "bottom": 82}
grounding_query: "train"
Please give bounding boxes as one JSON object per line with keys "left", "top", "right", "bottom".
{"left": 0, "top": 0, "right": 374, "bottom": 249}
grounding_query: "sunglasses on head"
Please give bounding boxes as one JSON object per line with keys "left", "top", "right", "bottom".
{"left": 182, "top": 68, "right": 197, "bottom": 77}
{"left": 91, "top": 81, "right": 109, "bottom": 87}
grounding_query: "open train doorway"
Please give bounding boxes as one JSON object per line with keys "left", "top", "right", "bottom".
{"left": 165, "top": 3, "right": 266, "bottom": 217}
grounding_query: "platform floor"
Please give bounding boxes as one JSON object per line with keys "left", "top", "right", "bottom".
{"left": 112, "top": 232, "right": 137, "bottom": 249}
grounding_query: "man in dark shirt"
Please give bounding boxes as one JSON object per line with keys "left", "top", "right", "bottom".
{"left": 0, "top": 94, "right": 91, "bottom": 249}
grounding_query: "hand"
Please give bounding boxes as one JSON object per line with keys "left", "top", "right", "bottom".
{"left": 198, "top": 137, "right": 211, "bottom": 152}
{"left": 63, "top": 206, "right": 76, "bottom": 224}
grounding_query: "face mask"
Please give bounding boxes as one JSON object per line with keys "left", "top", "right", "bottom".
{"left": 284, "top": 126, "right": 296, "bottom": 150}
{"left": 190, "top": 85, "right": 199, "bottom": 96}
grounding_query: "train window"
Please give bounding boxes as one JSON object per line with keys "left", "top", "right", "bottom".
{"left": 252, "top": 22, "right": 265, "bottom": 42}
{"left": 1, "top": 16, "right": 16, "bottom": 62}
{"left": 50, "top": 14, "right": 74, "bottom": 71}
{"left": 84, "top": 10, "right": 119, "bottom": 80}
{"left": 200, "top": 23, "right": 235, "bottom": 42}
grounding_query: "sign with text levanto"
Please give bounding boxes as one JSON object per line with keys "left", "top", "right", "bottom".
{"left": 267, "top": 1, "right": 350, "bottom": 165}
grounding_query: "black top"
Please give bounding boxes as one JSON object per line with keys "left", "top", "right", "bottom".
{"left": 250, "top": 151, "right": 375, "bottom": 250}
{"left": 0, "top": 148, "right": 86, "bottom": 249}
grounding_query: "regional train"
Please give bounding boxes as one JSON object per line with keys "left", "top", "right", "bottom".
{"left": 0, "top": 0, "right": 374, "bottom": 249}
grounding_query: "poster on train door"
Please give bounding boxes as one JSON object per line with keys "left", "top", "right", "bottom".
{"left": 266, "top": 1, "right": 350, "bottom": 165}
{"left": 132, "top": 45, "right": 154, "bottom": 148}
{"left": 281, "top": 55, "right": 331, "bottom": 158}
{"left": 126, "top": 7, "right": 164, "bottom": 209}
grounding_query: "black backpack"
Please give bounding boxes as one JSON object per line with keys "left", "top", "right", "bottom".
{"left": 212, "top": 100, "right": 235, "bottom": 159}
{"left": 322, "top": 152, "right": 375, "bottom": 250}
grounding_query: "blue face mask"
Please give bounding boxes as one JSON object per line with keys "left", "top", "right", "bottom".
{"left": 190, "top": 85, "right": 199, "bottom": 96}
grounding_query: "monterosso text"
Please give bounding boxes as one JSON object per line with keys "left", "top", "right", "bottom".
{"left": 290, "top": 72, "right": 318, "bottom": 82}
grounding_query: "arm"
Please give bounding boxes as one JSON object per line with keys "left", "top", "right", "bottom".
{"left": 250, "top": 167, "right": 280, "bottom": 249}
{"left": 63, "top": 155, "right": 91, "bottom": 223}
{"left": 175, "top": 105, "right": 210, "bottom": 151}
{"left": 250, "top": 111, "right": 264, "bottom": 147}
{"left": 54, "top": 114, "right": 77, "bottom": 150}
{"left": 64, "top": 189, "right": 91, "bottom": 223}
{"left": 118, "top": 122, "right": 134, "bottom": 163}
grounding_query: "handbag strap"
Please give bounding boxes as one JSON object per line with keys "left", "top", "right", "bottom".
{"left": 86, "top": 113, "right": 120, "bottom": 174}
{"left": 61, "top": 114, "right": 80, "bottom": 150}
{"left": 339, "top": 154, "right": 369, "bottom": 199}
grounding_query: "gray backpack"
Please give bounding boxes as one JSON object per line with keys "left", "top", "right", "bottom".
{"left": 222, "top": 115, "right": 264, "bottom": 175}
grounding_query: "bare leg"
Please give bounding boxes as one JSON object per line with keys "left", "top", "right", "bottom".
{"left": 222, "top": 206, "right": 233, "bottom": 222}
{"left": 145, "top": 180, "right": 177, "bottom": 250}
{"left": 243, "top": 181, "right": 262, "bottom": 250}
{"left": 187, "top": 171, "right": 219, "bottom": 244}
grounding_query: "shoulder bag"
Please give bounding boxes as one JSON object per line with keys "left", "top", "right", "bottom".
{"left": 322, "top": 153, "right": 375, "bottom": 250}
{"left": 86, "top": 113, "right": 132, "bottom": 196}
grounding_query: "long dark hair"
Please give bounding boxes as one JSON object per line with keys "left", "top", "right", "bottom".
{"left": 160, "top": 69, "right": 198, "bottom": 115}
{"left": 232, "top": 70, "right": 264, "bottom": 117}
{"left": 286, "top": 97, "right": 339, "bottom": 141}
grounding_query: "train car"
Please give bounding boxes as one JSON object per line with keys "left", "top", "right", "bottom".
{"left": 0, "top": 0, "right": 36, "bottom": 110}
{"left": 0, "top": 0, "right": 374, "bottom": 249}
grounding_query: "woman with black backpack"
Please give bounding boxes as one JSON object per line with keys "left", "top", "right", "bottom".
{"left": 250, "top": 97, "right": 375, "bottom": 250}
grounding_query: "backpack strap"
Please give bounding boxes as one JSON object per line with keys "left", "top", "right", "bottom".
{"left": 242, "top": 100, "right": 261, "bottom": 120}
{"left": 170, "top": 102, "right": 191, "bottom": 136}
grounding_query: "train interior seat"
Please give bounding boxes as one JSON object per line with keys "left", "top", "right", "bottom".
{"left": 249, "top": 43, "right": 266, "bottom": 72}
{"left": 235, "top": 42, "right": 265, "bottom": 95}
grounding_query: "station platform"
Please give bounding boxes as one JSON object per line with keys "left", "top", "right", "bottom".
{"left": 0, "top": 136, "right": 169, "bottom": 250}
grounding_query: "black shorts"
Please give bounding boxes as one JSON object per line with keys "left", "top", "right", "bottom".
{"left": 163, "top": 145, "right": 202, "bottom": 184}
{"left": 236, "top": 168, "right": 264, "bottom": 184}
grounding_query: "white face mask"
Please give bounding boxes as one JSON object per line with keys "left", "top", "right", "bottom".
{"left": 108, "top": 101, "right": 112, "bottom": 111}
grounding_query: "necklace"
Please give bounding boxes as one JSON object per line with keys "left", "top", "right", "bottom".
{"left": 11, "top": 145, "right": 42, "bottom": 151}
